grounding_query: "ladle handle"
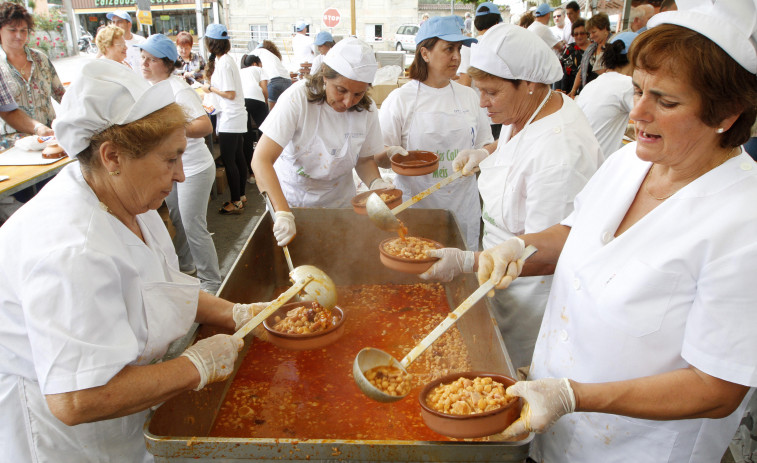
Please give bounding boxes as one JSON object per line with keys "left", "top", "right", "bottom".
{"left": 391, "top": 168, "right": 477, "bottom": 215}
{"left": 233, "top": 275, "right": 313, "bottom": 339}
{"left": 399, "top": 245, "right": 538, "bottom": 368}
{"left": 261, "top": 191, "right": 295, "bottom": 272}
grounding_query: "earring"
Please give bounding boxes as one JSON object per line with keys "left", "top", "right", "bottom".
{"left": 716, "top": 127, "right": 725, "bottom": 133}
{"left": 109, "top": 170, "right": 120, "bottom": 176}
{"left": 529, "top": 91, "right": 533, "bottom": 95}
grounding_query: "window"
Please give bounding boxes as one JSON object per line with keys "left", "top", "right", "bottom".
{"left": 364, "top": 24, "right": 383, "bottom": 41}
{"left": 249, "top": 24, "right": 268, "bottom": 44}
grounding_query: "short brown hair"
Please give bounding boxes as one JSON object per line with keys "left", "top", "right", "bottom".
{"left": 571, "top": 18, "right": 586, "bottom": 35}
{"left": 95, "top": 25, "right": 123, "bottom": 53}
{"left": 0, "top": 2, "right": 33, "bottom": 32}
{"left": 630, "top": 24, "right": 757, "bottom": 148}
{"left": 408, "top": 37, "right": 440, "bottom": 82}
{"left": 305, "top": 63, "right": 373, "bottom": 112}
{"left": 586, "top": 12, "right": 610, "bottom": 32}
{"left": 78, "top": 103, "right": 188, "bottom": 169}
{"left": 176, "top": 31, "right": 193, "bottom": 47}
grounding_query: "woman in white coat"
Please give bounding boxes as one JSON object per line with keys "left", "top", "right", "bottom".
{"left": 576, "top": 31, "right": 637, "bottom": 160}
{"left": 422, "top": 23, "right": 602, "bottom": 370}
{"left": 139, "top": 34, "right": 222, "bottom": 293}
{"left": 252, "top": 38, "right": 396, "bottom": 247}
{"left": 477, "top": 4, "right": 757, "bottom": 461}
{"left": 378, "top": 15, "right": 494, "bottom": 252}
{"left": 0, "top": 59, "right": 268, "bottom": 462}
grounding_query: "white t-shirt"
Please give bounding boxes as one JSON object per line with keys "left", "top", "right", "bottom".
{"left": 166, "top": 76, "right": 214, "bottom": 177}
{"left": 124, "top": 33, "right": 145, "bottom": 74}
{"left": 210, "top": 53, "right": 247, "bottom": 133}
{"left": 310, "top": 54, "right": 325, "bottom": 75}
{"left": 528, "top": 21, "right": 560, "bottom": 50}
{"left": 563, "top": 18, "right": 574, "bottom": 43}
{"left": 292, "top": 33, "right": 315, "bottom": 64}
{"left": 531, "top": 143, "right": 757, "bottom": 462}
{"left": 252, "top": 48, "right": 292, "bottom": 81}
{"left": 575, "top": 71, "right": 634, "bottom": 160}
{"left": 240, "top": 65, "right": 266, "bottom": 102}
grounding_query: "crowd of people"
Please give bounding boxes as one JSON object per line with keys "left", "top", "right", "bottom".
{"left": 0, "top": 1, "right": 756, "bottom": 461}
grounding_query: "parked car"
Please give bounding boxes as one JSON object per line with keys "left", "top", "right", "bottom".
{"left": 394, "top": 24, "right": 419, "bottom": 52}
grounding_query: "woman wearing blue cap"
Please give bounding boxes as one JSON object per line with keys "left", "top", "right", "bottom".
{"left": 252, "top": 38, "right": 396, "bottom": 248}
{"left": 378, "top": 15, "right": 494, "bottom": 252}
{"left": 138, "top": 33, "right": 222, "bottom": 293}
{"left": 310, "top": 30, "right": 335, "bottom": 75}
{"left": 576, "top": 31, "right": 637, "bottom": 159}
{"left": 202, "top": 23, "right": 249, "bottom": 215}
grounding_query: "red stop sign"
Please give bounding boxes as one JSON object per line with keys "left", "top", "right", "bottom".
{"left": 323, "top": 8, "right": 340, "bottom": 28}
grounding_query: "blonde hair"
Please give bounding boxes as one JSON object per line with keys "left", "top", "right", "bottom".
{"left": 78, "top": 103, "right": 188, "bottom": 169}
{"left": 95, "top": 25, "right": 123, "bottom": 53}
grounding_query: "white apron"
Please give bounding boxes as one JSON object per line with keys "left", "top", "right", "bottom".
{"left": 396, "top": 83, "right": 481, "bottom": 251}
{"left": 11, "top": 215, "right": 199, "bottom": 463}
{"left": 477, "top": 91, "right": 553, "bottom": 369}
{"left": 276, "top": 105, "right": 358, "bottom": 208}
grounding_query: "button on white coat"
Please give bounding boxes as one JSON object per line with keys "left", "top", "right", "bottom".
{"left": 559, "top": 329, "right": 569, "bottom": 341}
{"left": 573, "top": 278, "right": 581, "bottom": 290}
{"left": 741, "top": 162, "right": 753, "bottom": 171}
{"left": 553, "top": 127, "right": 561, "bottom": 134}
{"left": 601, "top": 231, "right": 613, "bottom": 244}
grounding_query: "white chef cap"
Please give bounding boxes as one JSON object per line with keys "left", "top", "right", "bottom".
{"left": 647, "top": 0, "right": 757, "bottom": 75}
{"left": 469, "top": 23, "right": 562, "bottom": 84}
{"left": 323, "top": 37, "right": 378, "bottom": 84}
{"left": 52, "top": 59, "right": 175, "bottom": 157}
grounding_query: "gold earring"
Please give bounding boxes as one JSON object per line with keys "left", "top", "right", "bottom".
{"left": 109, "top": 170, "right": 120, "bottom": 176}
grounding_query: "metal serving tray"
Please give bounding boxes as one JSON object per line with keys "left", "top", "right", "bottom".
{"left": 144, "top": 208, "right": 531, "bottom": 462}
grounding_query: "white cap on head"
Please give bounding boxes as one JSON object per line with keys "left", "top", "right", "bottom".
{"left": 469, "top": 23, "right": 562, "bottom": 84}
{"left": 322, "top": 37, "right": 378, "bottom": 84}
{"left": 52, "top": 59, "right": 175, "bottom": 158}
{"left": 648, "top": 0, "right": 757, "bottom": 74}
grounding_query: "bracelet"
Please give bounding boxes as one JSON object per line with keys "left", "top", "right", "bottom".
{"left": 33, "top": 122, "right": 44, "bottom": 135}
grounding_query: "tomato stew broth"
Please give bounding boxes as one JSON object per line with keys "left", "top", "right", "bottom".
{"left": 210, "top": 283, "right": 472, "bottom": 440}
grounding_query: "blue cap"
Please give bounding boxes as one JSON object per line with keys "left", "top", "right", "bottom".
{"left": 205, "top": 23, "right": 229, "bottom": 40}
{"left": 136, "top": 34, "right": 178, "bottom": 62}
{"left": 476, "top": 2, "right": 502, "bottom": 18}
{"left": 314, "top": 31, "right": 334, "bottom": 46}
{"left": 106, "top": 10, "right": 131, "bottom": 23}
{"left": 533, "top": 3, "right": 555, "bottom": 17}
{"left": 295, "top": 20, "right": 308, "bottom": 32}
{"left": 416, "top": 16, "right": 477, "bottom": 47}
{"left": 610, "top": 31, "right": 638, "bottom": 54}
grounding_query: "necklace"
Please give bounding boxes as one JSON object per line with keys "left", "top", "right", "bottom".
{"left": 644, "top": 147, "right": 739, "bottom": 201}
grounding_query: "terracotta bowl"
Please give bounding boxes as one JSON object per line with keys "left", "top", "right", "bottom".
{"left": 390, "top": 150, "right": 439, "bottom": 176}
{"left": 263, "top": 301, "right": 345, "bottom": 351}
{"left": 351, "top": 188, "right": 403, "bottom": 215}
{"left": 418, "top": 372, "right": 522, "bottom": 438}
{"left": 41, "top": 143, "right": 66, "bottom": 159}
{"left": 378, "top": 237, "right": 442, "bottom": 274}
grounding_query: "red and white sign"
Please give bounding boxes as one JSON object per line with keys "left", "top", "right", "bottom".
{"left": 323, "top": 8, "right": 341, "bottom": 28}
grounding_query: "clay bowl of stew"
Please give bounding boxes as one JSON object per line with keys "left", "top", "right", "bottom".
{"left": 390, "top": 150, "right": 439, "bottom": 176}
{"left": 351, "top": 188, "right": 402, "bottom": 215}
{"left": 418, "top": 372, "right": 522, "bottom": 438}
{"left": 263, "top": 301, "right": 345, "bottom": 351}
{"left": 378, "top": 236, "right": 442, "bottom": 274}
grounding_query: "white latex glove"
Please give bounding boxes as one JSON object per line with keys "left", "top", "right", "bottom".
{"left": 232, "top": 302, "right": 271, "bottom": 341}
{"left": 180, "top": 334, "right": 244, "bottom": 391}
{"left": 452, "top": 148, "right": 489, "bottom": 176}
{"left": 500, "top": 378, "right": 576, "bottom": 440}
{"left": 369, "top": 177, "right": 395, "bottom": 190}
{"left": 383, "top": 145, "right": 408, "bottom": 157}
{"left": 477, "top": 237, "right": 526, "bottom": 290}
{"left": 273, "top": 211, "right": 296, "bottom": 246}
{"left": 419, "top": 248, "right": 475, "bottom": 282}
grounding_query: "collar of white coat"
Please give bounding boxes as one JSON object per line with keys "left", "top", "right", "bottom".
{"left": 648, "top": 0, "right": 757, "bottom": 75}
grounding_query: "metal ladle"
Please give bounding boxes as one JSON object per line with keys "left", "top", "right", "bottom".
{"left": 365, "top": 168, "right": 477, "bottom": 233}
{"left": 353, "top": 245, "right": 537, "bottom": 402}
{"left": 234, "top": 265, "right": 336, "bottom": 339}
